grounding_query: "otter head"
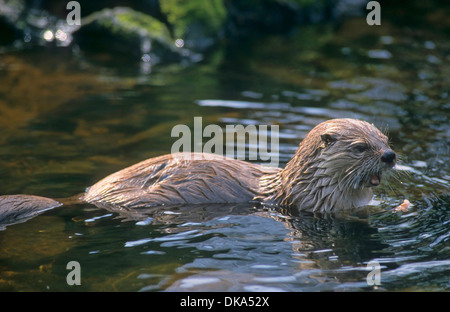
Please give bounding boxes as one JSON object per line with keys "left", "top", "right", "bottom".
{"left": 275, "top": 118, "right": 396, "bottom": 213}
{"left": 318, "top": 118, "right": 396, "bottom": 189}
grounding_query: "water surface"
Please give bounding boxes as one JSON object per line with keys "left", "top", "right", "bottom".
{"left": 0, "top": 19, "right": 449, "bottom": 291}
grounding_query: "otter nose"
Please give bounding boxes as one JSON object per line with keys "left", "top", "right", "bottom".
{"left": 381, "top": 150, "right": 396, "bottom": 163}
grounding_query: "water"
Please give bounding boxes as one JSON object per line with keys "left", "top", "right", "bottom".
{"left": 0, "top": 19, "right": 449, "bottom": 291}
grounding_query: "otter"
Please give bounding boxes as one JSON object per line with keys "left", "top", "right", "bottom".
{"left": 0, "top": 118, "right": 396, "bottom": 227}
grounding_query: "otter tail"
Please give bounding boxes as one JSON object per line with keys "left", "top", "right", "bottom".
{"left": 0, "top": 194, "right": 83, "bottom": 230}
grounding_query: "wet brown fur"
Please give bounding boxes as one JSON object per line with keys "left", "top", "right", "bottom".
{"left": 0, "top": 118, "right": 396, "bottom": 226}
{"left": 84, "top": 118, "right": 394, "bottom": 213}
{"left": 259, "top": 118, "right": 394, "bottom": 212}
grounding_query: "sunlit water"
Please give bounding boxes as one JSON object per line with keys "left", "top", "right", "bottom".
{"left": 0, "top": 20, "right": 449, "bottom": 291}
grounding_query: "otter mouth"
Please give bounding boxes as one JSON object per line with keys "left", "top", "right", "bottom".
{"left": 368, "top": 160, "right": 396, "bottom": 187}
{"left": 369, "top": 173, "right": 381, "bottom": 187}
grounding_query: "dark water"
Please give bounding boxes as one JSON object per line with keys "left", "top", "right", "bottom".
{"left": 0, "top": 19, "right": 449, "bottom": 291}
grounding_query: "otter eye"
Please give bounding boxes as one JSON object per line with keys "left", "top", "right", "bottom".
{"left": 352, "top": 144, "right": 368, "bottom": 153}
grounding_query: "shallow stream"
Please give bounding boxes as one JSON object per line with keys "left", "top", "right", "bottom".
{"left": 0, "top": 17, "right": 448, "bottom": 291}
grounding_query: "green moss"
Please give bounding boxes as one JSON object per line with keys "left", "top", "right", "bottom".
{"left": 115, "top": 9, "right": 172, "bottom": 42}
{"left": 76, "top": 7, "right": 183, "bottom": 61}
{"left": 83, "top": 7, "right": 172, "bottom": 43}
{"left": 160, "top": 0, "right": 227, "bottom": 38}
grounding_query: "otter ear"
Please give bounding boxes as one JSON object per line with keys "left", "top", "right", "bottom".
{"left": 321, "top": 133, "right": 338, "bottom": 146}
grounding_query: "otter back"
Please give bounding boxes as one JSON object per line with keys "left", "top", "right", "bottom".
{"left": 83, "top": 153, "right": 280, "bottom": 209}
{"left": 0, "top": 195, "right": 61, "bottom": 229}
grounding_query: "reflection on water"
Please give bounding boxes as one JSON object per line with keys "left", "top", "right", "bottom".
{"left": 0, "top": 16, "right": 449, "bottom": 291}
{"left": 1, "top": 195, "right": 446, "bottom": 291}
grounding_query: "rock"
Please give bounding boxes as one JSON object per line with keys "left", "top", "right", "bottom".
{"left": 72, "top": 7, "right": 188, "bottom": 65}
{"left": 160, "top": 0, "right": 227, "bottom": 51}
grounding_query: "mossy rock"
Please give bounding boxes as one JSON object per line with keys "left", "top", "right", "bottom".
{"left": 72, "top": 7, "right": 185, "bottom": 64}
{"left": 160, "top": 0, "right": 227, "bottom": 50}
